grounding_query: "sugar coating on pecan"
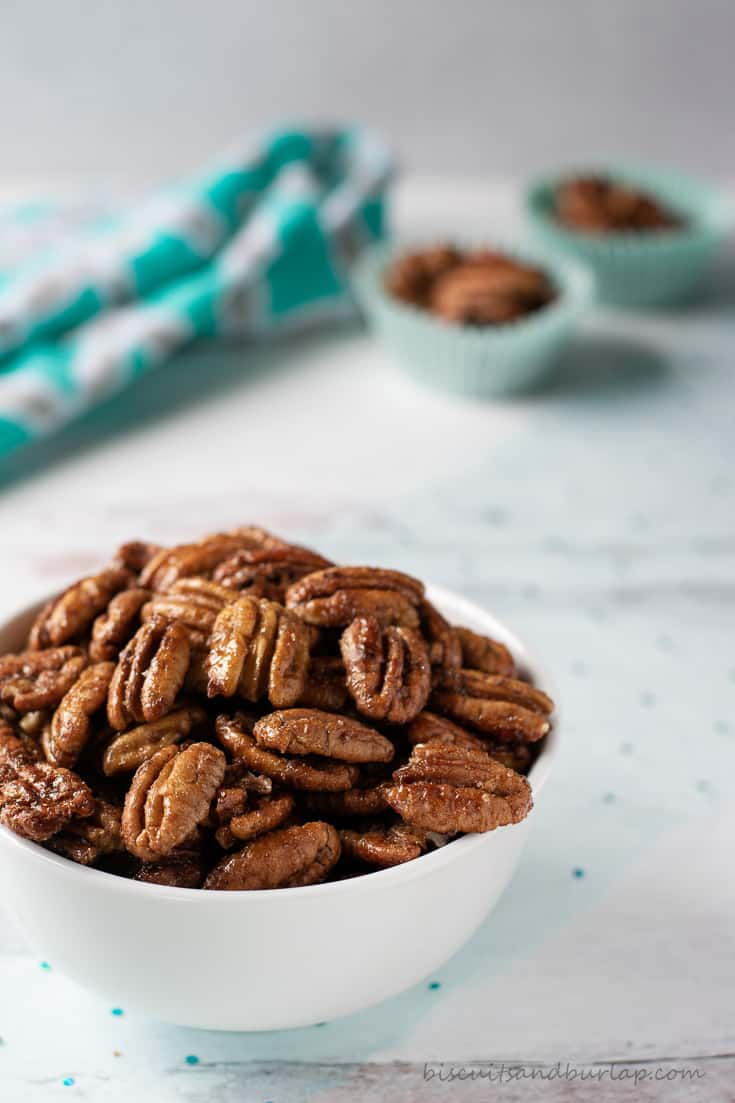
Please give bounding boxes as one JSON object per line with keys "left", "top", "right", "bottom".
{"left": 432, "top": 669, "right": 553, "bottom": 743}
{"left": 253, "top": 708, "right": 395, "bottom": 764}
{"left": 89, "top": 588, "right": 150, "bottom": 662}
{"left": 0, "top": 647, "right": 87, "bottom": 713}
{"left": 28, "top": 567, "right": 132, "bottom": 649}
{"left": 213, "top": 543, "right": 333, "bottom": 601}
{"left": 107, "top": 618, "right": 190, "bottom": 730}
{"left": 206, "top": 596, "right": 310, "bottom": 708}
{"left": 0, "top": 726, "right": 95, "bottom": 841}
{"left": 340, "top": 616, "right": 431, "bottom": 724}
{"left": 204, "top": 821, "right": 340, "bottom": 891}
{"left": 339, "top": 823, "right": 428, "bottom": 868}
{"left": 384, "top": 742, "right": 532, "bottom": 834}
{"left": 216, "top": 715, "right": 359, "bottom": 791}
{"left": 455, "top": 627, "right": 515, "bottom": 677}
{"left": 102, "top": 705, "right": 206, "bottom": 775}
{"left": 121, "top": 742, "right": 226, "bottom": 861}
{"left": 286, "top": 566, "right": 424, "bottom": 629}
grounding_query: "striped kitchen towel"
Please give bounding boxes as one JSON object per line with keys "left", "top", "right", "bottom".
{"left": 0, "top": 127, "right": 392, "bottom": 460}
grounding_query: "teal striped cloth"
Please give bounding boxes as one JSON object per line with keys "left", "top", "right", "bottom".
{"left": 0, "top": 127, "right": 392, "bottom": 460}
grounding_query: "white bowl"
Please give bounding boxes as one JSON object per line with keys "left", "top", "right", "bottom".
{"left": 0, "top": 585, "right": 557, "bottom": 1030}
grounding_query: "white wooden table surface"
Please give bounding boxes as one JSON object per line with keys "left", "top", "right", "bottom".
{"left": 0, "top": 178, "right": 733, "bottom": 1102}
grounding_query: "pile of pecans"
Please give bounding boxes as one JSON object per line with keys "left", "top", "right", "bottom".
{"left": 554, "top": 176, "right": 684, "bottom": 234}
{"left": 385, "top": 245, "right": 557, "bottom": 326}
{"left": 0, "top": 528, "right": 554, "bottom": 890}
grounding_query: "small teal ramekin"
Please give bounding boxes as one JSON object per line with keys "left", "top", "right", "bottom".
{"left": 525, "top": 165, "right": 733, "bottom": 307}
{"left": 351, "top": 241, "right": 592, "bottom": 398}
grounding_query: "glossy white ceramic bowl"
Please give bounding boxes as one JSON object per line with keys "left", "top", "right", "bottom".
{"left": 0, "top": 586, "right": 557, "bottom": 1030}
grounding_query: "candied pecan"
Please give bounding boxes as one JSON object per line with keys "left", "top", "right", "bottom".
{"left": 430, "top": 256, "right": 555, "bottom": 326}
{"left": 556, "top": 176, "right": 682, "bottom": 234}
{"left": 204, "top": 821, "right": 340, "bottom": 891}
{"left": 485, "top": 741, "right": 534, "bottom": 774}
{"left": 420, "top": 600, "right": 462, "bottom": 673}
{"left": 384, "top": 742, "right": 532, "bottom": 834}
{"left": 0, "top": 726, "right": 94, "bottom": 841}
{"left": 139, "top": 527, "right": 277, "bottom": 591}
{"left": 112, "top": 540, "right": 162, "bottom": 575}
{"left": 286, "top": 566, "right": 424, "bottom": 629}
{"left": 18, "top": 709, "right": 50, "bottom": 736}
{"left": 121, "top": 742, "right": 226, "bottom": 861}
{"left": 340, "top": 616, "right": 431, "bottom": 724}
{"left": 44, "top": 661, "right": 115, "bottom": 768}
{"left": 102, "top": 705, "right": 207, "bottom": 775}
{"left": 46, "top": 799, "right": 122, "bottom": 865}
{"left": 303, "top": 782, "right": 389, "bottom": 819}
{"left": 141, "top": 578, "right": 237, "bottom": 643}
{"left": 407, "top": 710, "right": 488, "bottom": 752}
{"left": 219, "top": 793, "right": 295, "bottom": 846}
{"left": 297, "top": 656, "right": 349, "bottom": 712}
{"left": 254, "top": 708, "right": 394, "bottom": 763}
{"left": 339, "top": 823, "right": 428, "bottom": 868}
{"left": 213, "top": 543, "right": 333, "bottom": 601}
{"left": 432, "top": 669, "right": 553, "bottom": 743}
{"left": 206, "top": 596, "right": 310, "bottom": 707}
{"left": 135, "top": 844, "right": 205, "bottom": 888}
{"left": 455, "top": 627, "right": 515, "bottom": 677}
{"left": 385, "top": 245, "right": 462, "bottom": 306}
{"left": 89, "top": 587, "right": 150, "bottom": 661}
{"left": 216, "top": 715, "right": 359, "bottom": 791}
{"left": 107, "top": 618, "right": 190, "bottom": 730}
{"left": 0, "top": 646, "right": 87, "bottom": 713}
{"left": 28, "top": 567, "right": 132, "bottom": 649}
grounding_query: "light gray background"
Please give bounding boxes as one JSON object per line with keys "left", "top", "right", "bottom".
{"left": 1, "top": 0, "right": 732, "bottom": 184}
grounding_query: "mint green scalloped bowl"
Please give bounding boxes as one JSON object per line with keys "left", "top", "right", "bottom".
{"left": 352, "top": 241, "right": 592, "bottom": 398}
{"left": 525, "top": 165, "right": 733, "bottom": 307}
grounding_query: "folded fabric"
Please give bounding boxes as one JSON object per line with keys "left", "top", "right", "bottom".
{"left": 0, "top": 127, "right": 392, "bottom": 460}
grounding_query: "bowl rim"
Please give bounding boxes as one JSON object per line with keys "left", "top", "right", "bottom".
{"left": 0, "top": 583, "right": 559, "bottom": 902}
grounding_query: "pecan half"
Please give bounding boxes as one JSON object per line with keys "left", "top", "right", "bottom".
{"left": 432, "top": 669, "right": 553, "bottom": 743}
{"left": 121, "top": 742, "right": 226, "bottom": 861}
{"left": 0, "top": 726, "right": 95, "bottom": 841}
{"left": 141, "top": 578, "right": 237, "bottom": 642}
{"left": 455, "top": 627, "right": 515, "bottom": 677}
{"left": 89, "top": 587, "right": 150, "bottom": 662}
{"left": 204, "top": 821, "right": 340, "bottom": 891}
{"left": 28, "top": 567, "right": 132, "bottom": 649}
{"left": 134, "top": 843, "right": 205, "bottom": 888}
{"left": 420, "top": 600, "right": 462, "bottom": 673}
{"left": 213, "top": 543, "right": 333, "bottom": 601}
{"left": 384, "top": 742, "right": 532, "bottom": 834}
{"left": 303, "top": 781, "right": 389, "bottom": 819}
{"left": 339, "top": 823, "right": 428, "bottom": 867}
{"left": 385, "top": 244, "right": 462, "bottom": 306}
{"left": 215, "top": 715, "right": 359, "bottom": 791}
{"left": 102, "top": 705, "right": 207, "bottom": 775}
{"left": 253, "top": 708, "right": 394, "bottom": 764}
{"left": 219, "top": 793, "right": 295, "bottom": 847}
{"left": 139, "top": 527, "right": 277, "bottom": 591}
{"left": 407, "top": 710, "right": 488, "bottom": 752}
{"left": 340, "top": 616, "right": 431, "bottom": 724}
{"left": 297, "top": 656, "right": 349, "bottom": 712}
{"left": 430, "top": 256, "right": 554, "bottom": 325}
{"left": 286, "top": 566, "right": 424, "bottom": 629}
{"left": 107, "top": 618, "right": 190, "bottom": 730}
{"left": 112, "top": 540, "right": 162, "bottom": 575}
{"left": 44, "top": 661, "right": 115, "bottom": 768}
{"left": 46, "top": 799, "right": 122, "bottom": 865}
{"left": 0, "top": 647, "right": 87, "bottom": 713}
{"left": 206, "top": 596, "right": 310, "bottom": 708}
